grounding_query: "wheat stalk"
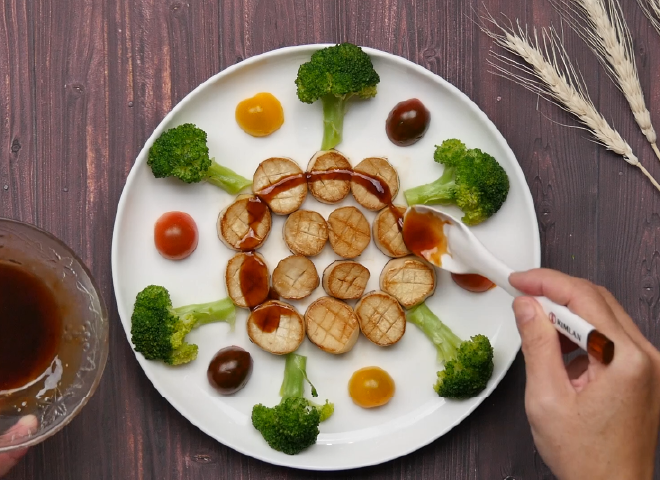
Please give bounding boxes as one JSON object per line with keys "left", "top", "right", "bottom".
{"left": 637, "top": 0, "right": 660, "bottom": 37}
{"left": 548, "top": 0, "right": 660, "bottom": 162}
{"left": 479, "top": 16, "right": 660, "bottom": 192}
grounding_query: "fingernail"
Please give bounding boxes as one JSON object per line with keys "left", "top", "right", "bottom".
{"left": 513, "top": 298, "right": 536, "bottom": 324}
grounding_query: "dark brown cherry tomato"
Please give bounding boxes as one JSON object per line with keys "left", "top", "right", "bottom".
{"left": 154, "top": 211, "right": 198, "bottom": 260}
{"left": 207, "top": 346, "right": 253, "bottom": 395}
{"left": 385, "top": 98, "right": 431, "bottom": 146}
{"left": 451, "top": 273, "right": 495, "bottom": 293}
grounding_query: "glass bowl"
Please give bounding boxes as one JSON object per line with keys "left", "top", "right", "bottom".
{"left": 0, "top": 218, "right": 109, "bottom": 452}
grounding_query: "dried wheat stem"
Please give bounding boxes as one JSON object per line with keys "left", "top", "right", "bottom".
{"left": 479, "top": 17, "right": 660, "bottom": 193}
{"left": 637, "top": 0, "right": 660, "bottom": 36}
{"left": 637, "top": 163, "right": 660, "bottom": 191}
{"left": 550, "top": 0, "right": 660, "bottom": 161}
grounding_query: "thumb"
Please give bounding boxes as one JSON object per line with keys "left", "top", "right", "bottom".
{"left": 513, "top": 297, "right": 570, "bottom": 397}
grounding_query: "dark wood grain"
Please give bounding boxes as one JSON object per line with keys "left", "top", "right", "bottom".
{"left": 2, "top": 0, "right": 660, "bottom": 478}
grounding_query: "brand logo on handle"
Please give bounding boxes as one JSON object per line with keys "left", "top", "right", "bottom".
{"left": 549, "top": 312, "right": 581, "bottom": 342}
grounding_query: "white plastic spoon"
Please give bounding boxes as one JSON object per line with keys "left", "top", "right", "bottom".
{"left": 403, "top": 205, "right": 614, "bottom": 364}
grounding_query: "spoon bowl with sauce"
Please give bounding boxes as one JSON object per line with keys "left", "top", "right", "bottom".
{"left": 402, "top": 205, "right": 614, "bottom": 364}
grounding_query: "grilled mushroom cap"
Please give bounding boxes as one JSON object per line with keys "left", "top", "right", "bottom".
{"left": 283, "top": 210, "right": 328, "bottom": 257}
{"left": 351, "top": 157, "right": 399, "bottom": 211}
{"left": 355, "top": 291, "right": 406, "bottom": 346}
{"left": 327, "top": 206, "right": 371, "bottom": 258}
{"left": 247, "top": 300, "right": 305, "bottom": 355}
{"left": 217, "top": 195, "right": 271, "bottom": 251}
{"left": 271, "top": 255, "right": 319, "bottom": 300}
{"left": 372, "top": 205, "right": 409, "bottom": 258}
{"left": 322, "top": 260, "right": 370, "bottom": 299}
{"left": 380, "top": 256, "right": 436, "bottom": 309}
{"left": 253, "top": 157, "right": 307, "bottom": 215}
{"left": 306, "top": 150, "right": 352, "bottom": 204}
{"left": 225, "top": 251, "right": 270, "bottom": 308}
{"left": 305, "top": 296, "right": 360, "bottom": 354}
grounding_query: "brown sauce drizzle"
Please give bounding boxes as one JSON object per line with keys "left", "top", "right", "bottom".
{"left": 254, "top": 167, "right": 404, "bottom": 230}
{"left": 231, "top": 193, "right": 292, "bottom": 330}
{"left": 402, "top": 208, "right": 449, "bottom": 266}
{"left": 252, "top": 302, "right": 296, "bottom": 333}
{"left": 237, "top": 196, "right": 269, "bottom": 251}
{"left": 349, "top": 170, "right": 404, "bottom": 230}
{"left": 254, "top": 174, "right": 307, "bottom": 204}
{"left": 267, "top": 287, "right": 280, "bottom": 301}
{"left": 243, "top": 161, "right": 404, "bottom": 332}
{"left": 306, "top": 168, "right": 353, "bottom": 184}
{"left": 238, "top": 252, "right": 270, "bottom": 308}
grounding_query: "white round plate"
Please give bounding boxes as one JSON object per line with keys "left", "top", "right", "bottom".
{"left": 112, "top": 44, "right": 540, "bottom": 470}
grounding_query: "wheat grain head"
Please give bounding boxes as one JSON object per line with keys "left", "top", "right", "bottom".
{"left": 479, "top": 15, "right": 660, "bottom": 192}
{"left": 549, "top": 0, "right": 657, "bottom": 148}
{"left": 637, "top": 0, "right": 660, "bottom": 35}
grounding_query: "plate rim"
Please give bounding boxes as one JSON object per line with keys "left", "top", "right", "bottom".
{"left": 111, "top": 43, "right": 541, "bottom": 471}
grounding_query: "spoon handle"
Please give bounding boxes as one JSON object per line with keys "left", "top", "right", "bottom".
{"left": 534, "top": 297, "right": 614, "bottom": 364}
{"left": 477, "top": 263, "right": 614, "bottom": 364}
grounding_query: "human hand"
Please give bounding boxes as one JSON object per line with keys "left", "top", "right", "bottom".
{"left": 0, "top": 416, "right": 37, "bottom": 478}
{"left": 509, "top": 269, "right": 660, "bottom": 480}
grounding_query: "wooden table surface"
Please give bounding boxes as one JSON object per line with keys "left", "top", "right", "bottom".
{"left": 2, "top": 0, "right": 660, "bottom": 478}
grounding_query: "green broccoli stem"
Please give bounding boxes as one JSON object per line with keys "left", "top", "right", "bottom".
{"left": 172, "top": 297, "right": 236, "bottom": 330}
{"left": 406, "top": 302, "right": 463, "bottom": 364}
{"left": 403, "top": 166, "right": 456, "bottom": 206}
{"left": 279, "top": 353, "right": 308, "bottom": 399}
{"left": 205, "top": 160, "right": 252, "bottom": 194}
{"left": 320, "top": 94, "right": 347, "bottom": 150}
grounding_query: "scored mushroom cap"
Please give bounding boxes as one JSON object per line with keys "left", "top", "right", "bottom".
{"left": 283, "top": 210, "right": 328, "bottom": 257}
{"left": 327, "top": 206, "right": 371, "bottom": 259}
{"left": 306, "top": 150, "right": 352, "bottom": 204}
{"left": 372, "top": 205, "right": 409, "bottom": 258}
{"left": 351, "top": 157, "right": 400, "bottom": 211}
{"left": 247, "top": 300, "right": 305, "bottom": 355}
{"left": 322, "top": 260, "right": 370, "bottom": 299}
{"left": 355, "top": 291, "right": 406, "bottom": 346}
{"left": 380, "top": 256, "right": 436, "bottom": 309}
{"left": 253, "top": 157, "right": 307, "bottom": 215}
{"left": 271, "top": 255, "right": 320, "bottom": 300}
{"left": 305, "top": 296, "right": 360, "bottom": 354}
{"left": 217, "top": 195, "right": 272, "bottom": 251}
{"left": 225, "top": 251, "right": 270, "bottom": 308}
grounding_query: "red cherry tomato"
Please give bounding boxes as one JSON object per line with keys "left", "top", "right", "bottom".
{"left": 154, "top": 211, "right": 198, "bottom": 260}
{"left": 451, "top": 273, "right": 495, "bottom": 293}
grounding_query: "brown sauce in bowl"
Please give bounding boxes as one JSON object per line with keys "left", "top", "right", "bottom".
{"left": 0, "top": 263, "right": 62, "bottom": 391}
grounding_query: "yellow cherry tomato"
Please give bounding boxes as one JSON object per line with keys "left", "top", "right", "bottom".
{"left": 348, "top": 366, "right": 395, "bottom": 408}
{"left": 235, "top": 92, "right": 284, "bottom": 137}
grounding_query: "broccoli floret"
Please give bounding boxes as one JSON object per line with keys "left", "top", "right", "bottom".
{"left": 435, "top": 335, "right": 494, "bottom": 398}
{"left": 404, "top": 139, "right": 510, "bottom": 225}
{"left": 251, "top": 353, "right": 334, "bottom": 455}
{"left": 147, "top": 123, "right": 252, "bottom": 194}
{"left": 406, "top": 303, "right": 494, "bottom": 398}
{"left": 130, "top": 285, "right": 236, "bottom": 365}
{"left": 295, "top": 43, "right": 380, "bottom": 150}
